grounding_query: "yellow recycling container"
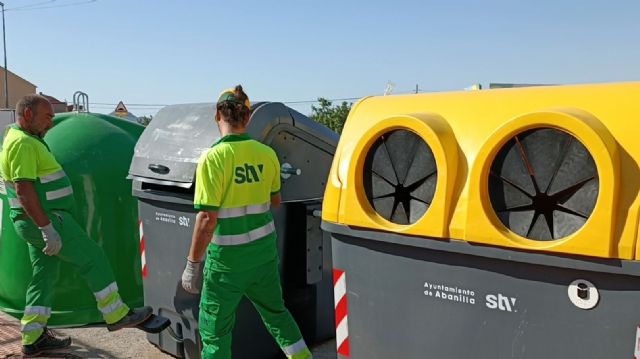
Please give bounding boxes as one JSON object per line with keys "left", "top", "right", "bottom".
{"left": 322, "top": 82, "right": 640, "bottom": 359}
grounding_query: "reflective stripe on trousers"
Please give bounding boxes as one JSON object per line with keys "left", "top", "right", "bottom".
{"left": 94, "top": 282, "right": 129, "bottom": 324}
{"left": 23, "top": 306, "right": 52, "bottom": 317}
{"left": 282, "top": 338, "right": 309, "bottom": 356}
{"left": 99, "top": 299, "right": 126, "bottom": 315}
{"left": 212, "top": 221, "right": 276, "bottom": 245}
{"left": 94, "top": 282, "right": 119, "bottom": 301}
{"left": 20, "top": 306, "right": 52, "bottom": 344}
{"left": 21, "top": 322, "right": 46, "bottom": 333}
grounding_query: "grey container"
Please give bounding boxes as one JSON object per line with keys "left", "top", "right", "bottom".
{"left": 325, "top": 223, "right": 640, "bottom": 359}
{"left": 128, "top": 102, "right": 338, "bottom": 359}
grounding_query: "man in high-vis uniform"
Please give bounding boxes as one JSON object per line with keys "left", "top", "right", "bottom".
{"left": 181, "top": 86, "right": 312, "bottom": 359}
{"left": 0, "top": 95, "right": 152, "bottom": 357}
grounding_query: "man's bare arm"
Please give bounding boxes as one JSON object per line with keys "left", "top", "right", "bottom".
{"left": 188, "top": 210, "right": 218, "bottom": 262}
{"left": 271, "top": 193, "right": 281, "bottom": 208}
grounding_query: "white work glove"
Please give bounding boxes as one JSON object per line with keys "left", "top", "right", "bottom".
{"left": 39, "top": 223, "right": 63, "bottom": 256}
{"left": 181, "top": 260, "right": 203, "bottom": 294}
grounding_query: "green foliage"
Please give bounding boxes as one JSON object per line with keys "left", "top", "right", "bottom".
{"left": 137, "top": 115, "right": 153, "bottom": 126}
{"left": 309, "top": 98, "right": 351, "bottom": 134}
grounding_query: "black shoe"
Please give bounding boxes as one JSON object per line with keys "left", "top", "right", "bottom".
{"left": 22, "top": 329, "right": 71, "bottom": 357}
{"left": 107, "top": 306, "right": 153, "bottom": 332}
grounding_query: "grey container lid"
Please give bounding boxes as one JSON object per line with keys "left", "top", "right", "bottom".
{"left": 128, "top": 102, "right": 338, "bottom": 190}
{"left": 128, "top": 103, "right": 218, "bottom": 186}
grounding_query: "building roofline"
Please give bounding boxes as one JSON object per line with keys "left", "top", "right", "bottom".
{"left": 1, "top": 66, "right": 37, "bottom": 88}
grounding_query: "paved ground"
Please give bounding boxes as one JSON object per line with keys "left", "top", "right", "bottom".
{"left": 0, "top": 313, "right": 22, "bottom": 358}
{"left": 0, "top": 312, "right": 336, "bottom": 358}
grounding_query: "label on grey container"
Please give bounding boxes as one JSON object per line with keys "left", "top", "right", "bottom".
{"left": 155, "top": 211, "right": 176, "bottom": 224}
{"left": 154, "top": 211, "right": 191, "bottom": 228}
{"left": 424, "top": 281, "right": 476, "bottom": 305}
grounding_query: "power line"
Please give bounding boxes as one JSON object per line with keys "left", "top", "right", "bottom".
{"left": 281, "top": 90, "right": 436, "bottom": 104}
{"left": 87, "top": 90, "right": 435, "bottom": 110}
{"left": 89, "top": 97, "right": 362, "bottom": 109}
{"left": 91, "top": 102, "right": 168, "bottom": 107}
{"left": 6, "top": 0, "right": 97, "bottom": 12}
{"left": 87, "top": 96, "right": 367, "bottom": 109}
{"left": 4, "top": 0, "right": 55, "bottom": 11}
{"left": 282, "top": 97, "right": 362, "bottom": 105}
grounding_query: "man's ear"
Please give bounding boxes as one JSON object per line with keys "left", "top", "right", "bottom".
{"left": 214, "top": 110, "right": 221, "bottom": 123}
{"left": 23, "top": 107, "right": 33, "bottom": 121}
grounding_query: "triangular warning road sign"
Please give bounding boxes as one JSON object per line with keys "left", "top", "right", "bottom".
{"left": 114, "top": 101, "right": 128, "bottom": 113}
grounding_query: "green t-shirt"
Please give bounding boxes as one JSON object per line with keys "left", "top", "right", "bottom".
{"left": 194, "top": 133, "right": 281, "bottom": 272}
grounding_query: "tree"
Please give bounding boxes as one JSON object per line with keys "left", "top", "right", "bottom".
{"left": 137, "top": 115, "right": 153, "bottom": 126}
{"left": 309, "top": 98, "right": 352, "bottom": 134}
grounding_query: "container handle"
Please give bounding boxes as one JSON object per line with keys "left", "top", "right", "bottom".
{"left": 148, "top": 164, "right": 170, "bottom": 175}
{"left": 281, "top": 163, "right": 301, "bottom": 179}
{"left": 72, "top": 91, "right": 89, "bottom": 112}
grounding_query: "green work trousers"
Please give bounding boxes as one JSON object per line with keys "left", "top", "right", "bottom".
{"left": 199, "top": 258, "right": 311, "bottom": 359}
{"left": 13, "top": 210, "right": 130, "bottom": 344}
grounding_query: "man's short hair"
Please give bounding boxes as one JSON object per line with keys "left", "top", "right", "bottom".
{"left": 16, "top": 94, "right": 50, "bottom": 119}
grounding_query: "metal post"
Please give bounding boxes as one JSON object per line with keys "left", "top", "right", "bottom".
{"left": 0, "top": 2, "right": 7, "bottom": 109}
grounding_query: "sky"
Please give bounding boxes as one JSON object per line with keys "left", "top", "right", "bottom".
{"left": 4, "top": 0, "right": 640, "bottom": 117}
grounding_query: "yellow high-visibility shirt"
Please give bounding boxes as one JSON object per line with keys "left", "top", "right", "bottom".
{"left": 194, "top": 133, "right": 281, "bottom": 272}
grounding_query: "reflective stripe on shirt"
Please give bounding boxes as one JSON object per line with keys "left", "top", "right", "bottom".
{"left": 45, "top": 186, "right": 73, "bottom": 201}
{"left": 217, "top": 202, "right": 270, "bottom": 219}
{"left": 213, "top": 221, "right": 275, "bottom": 245}
{"left": 5, "top": 175, "right": 73, "bottom": 208}
{"left": 8, "top": 197, "right": 21, "bottom": 208}
{"left": 3, "top": 171, "right": 67, "bottom": 187}
{"left": 40, "top": 170, "right": 66, "bottom": 183}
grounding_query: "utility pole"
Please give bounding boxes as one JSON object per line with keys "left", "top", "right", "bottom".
{"left": 0, "top": 2, "right": 7, "bottom": 108}
{"left": 415, "top": 84, "right": 419, "bottom": 94}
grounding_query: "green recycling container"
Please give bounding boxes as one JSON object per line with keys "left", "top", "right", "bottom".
{"left": 0, "top": 112, "right": 145, "bottom": 326}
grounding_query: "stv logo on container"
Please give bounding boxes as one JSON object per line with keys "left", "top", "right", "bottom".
{"left": 485, "top": 293, "right": 517, "bottom": 312}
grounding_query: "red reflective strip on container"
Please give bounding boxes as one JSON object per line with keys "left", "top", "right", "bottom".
{"left": 333, "top": 268, "right": 350, "bottom": 357}
{"left": 335, "top": 295, "right": 348, "bottom": 325}
{"left": 635, "top": 326, "right": 640, "bottom": 359}
{"left": 337, "top": 339, "right": 350, "bottom": 358}
{"left": 139, "top": 220, "right": 147, "bottom": 278}
{"left": 333, "top": 268, "right": 343, "bottom": 285}
{"left": 139, "top": 236, "right": 145, "bottom": 253}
